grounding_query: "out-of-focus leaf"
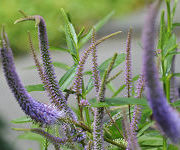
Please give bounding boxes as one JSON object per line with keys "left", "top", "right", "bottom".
{"left": 90, "top": 97, "right": 148, "bottom": 107}
{"left": 172, "top": 22, "right": 180, "bottom": 29}
{"left": 11, "top": 116, "right": 32, "bottom": 124}
{"left": 24, "top": 62, "right": 70, "bottom": 71}
{"left": 59, "top": 64, "right": 77, "bottom": 90}
{"left": 25, "top": 84, "right": 44, "bottom": 92}
{"left": 18, "top": 132, "right": 43, "bottom": 142}
{"left": 79, "top": 11, "right": 114, "bottom": 48}
{"left": 137, "top": 121, "right": 155, "bottom": 137}
{"left": 112, "top": 75, "right": 140, "bottom": 97}
{"left": 53, "top": 62, "right": 70, "bottom": 71}
{"left": 61, "top": 8, "right": 78, "bottom": 61}
{"left": 49, "top": 46, "right": 69, "bottom": 52}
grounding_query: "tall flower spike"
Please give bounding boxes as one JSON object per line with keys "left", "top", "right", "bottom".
{"left": 125, "top": 28, "right": 133, "bottom": 122}
{"left": 93, "top": 53, "right": 117, "bottom": 150}
{"left": 15, "top": 15, "right": 78, "bottom": 122}
{"left": 125, "top": 28, "right": 132, "bottom": 98}
{"left": 91, "top": 28, "right": 101, "bottom": 94}
{"left": 122, "top": 110, "right": 140, "bottom": 150}
{"left": 15, "top": 15, "right": 67, "bottom": 110}
{"left": 130, "top": 75, "right": 144, "bottom": 132}
{"left": 142, "top": 0, "right": 180, "bottom": 143}
{"left": 73, "top": 46, "right": 92, "bottom": 95}
{"left": 28, "top": 32, "right": 64, "bottom": 111}
{"left": 0, "top": 27, "right": 65, "bottom": 125}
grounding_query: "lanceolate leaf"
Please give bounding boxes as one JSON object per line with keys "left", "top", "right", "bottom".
{"left": 11, "top": 116, "right": 32, "bottom": 124}
{"left": 25, "top": 84, "right": 44, "bottom": 92}
{"left": 90, "top": 97, "right": 148, "bottom": 107}
{"left": 79, "top": 11, "right": 115, "bottom": 48}
{"left": 58, "top": 64, "right": 77, "bottom": 90}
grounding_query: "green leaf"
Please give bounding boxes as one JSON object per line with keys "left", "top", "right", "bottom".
{"left": 24, "top": 62, "right": 70, "bottom": 71}
{"left": 107, "top": 82, "right": 116, "bottom": 93}
{"left": 11, "top": 116, "right": 32, "bottom": 124}
{"left": 49, "top": 46, "right": 69, "bottom": 52}
{"left": 77, "top": 26, "right": 85, "bottom": 41}
{"left": 79, "top": 11, "right": 114, "bottom": 48}
{"left": 172, "top": 22, "right": 180, "bottom": 29}
{"left": 165, "top": 49, "right": 180, "bottom": 58}
{"left": 157, "top": 10, "right": 167, "bottom": 50}
{"left": 18, "top": 132, "right": 43, "bottom": 142}
{"left": 137, "top": 121, "right": 155, "bottom": 137}
{"left": 112, "top": 75, "right": 140, "bottom": 97}
{"left": 59, "top": 64, "right": 77, "bottom": 90}
{"left": 90, "top": 97, "right": 148, "bottom": 107}
{"left": 25, "top": 84, "right": 44, "bottom": 92}
{"left": 53, "top": 62, "right": 70, "bottom": 71}
{"left": 172, "top": 0, "right": 178, "bottom": 21}
{"left": 85, "top": 53, "right": 126, "bottom": 94}
{"left": 61, "top": 8, "right": 78, "bottom": 61}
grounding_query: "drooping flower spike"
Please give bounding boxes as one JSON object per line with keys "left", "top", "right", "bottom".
{"left": 15, "top": 15, "right": 77, "bottom": 121}
{"left": 0, "top": 27, "right": 65, "bottom": 125}
{"left": 142, "top": 0, "right": 180, "bottom": 143}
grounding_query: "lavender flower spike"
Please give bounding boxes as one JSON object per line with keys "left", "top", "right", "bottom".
{"left": 15, "top": 15, "right": 67, "bottom": 110}
{"left": 142, "top": 0, "right": 180, "bottom": 143}
{"left": 15, "top": 16, "right": 78, "bottom": 123}
{"left": 0, "top": 28, "right": 64, "bottom": 125}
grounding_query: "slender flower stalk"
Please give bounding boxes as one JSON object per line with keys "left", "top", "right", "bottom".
{"left": 130, "top": 75, "right": 144, "bottom": 132}
{"left": 73, "top": 46, "right": 92, "bottom": 95}
{"left": 28, "top": 32, "right": 60, "bottom": 106}
{"left": 122, "top": 110, "right": 140, "bottom": 150}
{"left": 142, "top": 0, "right": 180, "bottom": 143}
{"left": 125, "top": 28, "right": 132, "bottom": 98}
{"left": 93, "top": 53, "right": 117, "bottom": 150}
{"left": 91, "top": 28, "right": 101, "bottom": 94}
{"left": 125, "top": 75, "right": 144, "bottom": 150}
{"left": 0, "top": 28, "right": 65, "bottom": 125}
{"left": 125, "top": 28, "right": 133, "bottom": 122}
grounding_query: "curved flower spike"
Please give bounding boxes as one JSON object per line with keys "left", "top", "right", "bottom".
{"left": 15, "top": 15, "right": 67, "bottom": 110}
{"left": 15, "top": 15, "right": 78, "bottom": 122}
{"left": 142, "top": 0, "right": 180, "bottom": 143}
{"left": 0, "top": 27, "right": 65, "bottom": 125}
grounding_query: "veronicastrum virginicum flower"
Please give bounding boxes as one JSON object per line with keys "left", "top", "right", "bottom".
{"left": 142, "top": 0, "right": 180, "bottom": 144}
{"left": 0, "top": 27, "right": 65, "bottom": 125}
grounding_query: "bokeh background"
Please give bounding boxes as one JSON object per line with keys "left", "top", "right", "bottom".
{"left": 0, "top": 0, "right": 180, "bottom": 150}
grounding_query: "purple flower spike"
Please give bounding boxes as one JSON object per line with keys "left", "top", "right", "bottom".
{"left": 91, "top": 29, "right": 101, "bottom": 94}
{"left": 142, "top": 0, "right": 180, "bottom": 143}
{"left": 15, "top": 16, "right": 78, "bottom": 122}
{"left": 125, "top": 28, "right": 132, "bottom": 98}
{"left": 0, "top": 29, "right": 64, "bottom": 125}
{"left": 15, "top": 15, "right": 67, "bottom": 110}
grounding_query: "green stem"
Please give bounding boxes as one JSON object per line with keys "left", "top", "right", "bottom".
{"left": 163, "top": 137, "right": 167, "bottom": 150}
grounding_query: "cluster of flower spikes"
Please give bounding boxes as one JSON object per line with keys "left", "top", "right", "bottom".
{"left": 0, "top": 15, "right": 86, "bottom": 147}
{"left": 142, "top": 0, "right": 180, "bottom": 144}
{"left": 73, "top": 28, "right": 123, "bottom": 149}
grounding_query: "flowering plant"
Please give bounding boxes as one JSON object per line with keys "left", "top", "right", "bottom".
{"left": 1, "top": 0, "right": 180, "bottom": 149}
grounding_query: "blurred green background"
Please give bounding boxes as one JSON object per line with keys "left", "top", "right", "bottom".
{"left": 0, "top": 0, "right": 146, "bottom": 56}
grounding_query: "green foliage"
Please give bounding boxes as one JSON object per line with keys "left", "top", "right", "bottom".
{"left": 8, "top": 0, "right": 180, "bottom": 149}
{"left": 0, "top": 0, "right": 145, "bottom": 55}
